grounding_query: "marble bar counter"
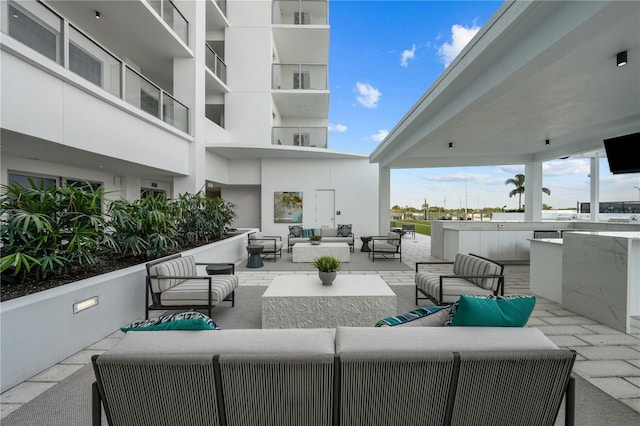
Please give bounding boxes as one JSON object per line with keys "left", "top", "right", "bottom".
{"left": 529, "top": 238, "right": 563, "bottom": 303}
{"left": 562, "top": 231, "right": 640, "bottom": 333}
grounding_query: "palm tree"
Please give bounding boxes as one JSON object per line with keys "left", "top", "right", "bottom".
{"left": 504, "top": 174, "right": 550, "bottom": 210}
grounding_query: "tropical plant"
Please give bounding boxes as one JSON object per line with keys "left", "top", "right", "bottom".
{"left": 173, "top": 191, "right": 235, "bottom": 245}
{"left": 504, "top": 173, "right": 550, "bottom": 210}
{"left": 312, "top": 255, "right": 341, "bottom": 272}
{"left": 107, "top": 193, "right": 179, "bottom": 259}
{"left": 0, "top": 179, "right": 113, "bottom": 284}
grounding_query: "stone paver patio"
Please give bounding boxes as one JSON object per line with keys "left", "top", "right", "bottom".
{"left": 1, "top": 233, "right": 639, "bottom": 419}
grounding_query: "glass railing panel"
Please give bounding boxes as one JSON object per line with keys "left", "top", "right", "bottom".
{"left": 205, "top": 104, "right": 224, "bottom": 127}
{"left": 272, "top": 64, "right": 327, "bottom": 90}
{"left": 272, "top": 0, "right": 327, "bottom": 25}
{"left": 163, "top": 93, "right": 189, "bottom": 133}
{"left": 163, "top": 0, "right": 188, "bottom": 45}
{"left": 272, "top": 127, "right": 327, "bottom": 148}
{"left": 205, "top": 43, "right": 227, "bottom": 83}
{"left": 125, "top": 67, "right": 161, "bottom": 119}
{"left": 68, "top": 25, "right": 121, "bottom": 97}
{"left": 148, "top": 0, "right": 162, "bottom": 15}
{"left": 215, "top": 0, "right": 226, "bottom": 16}
{"left": 3, "top": 0, "right": 62, "bottom": 63}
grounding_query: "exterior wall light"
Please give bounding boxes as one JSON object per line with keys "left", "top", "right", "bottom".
{"left": 73, "top": 296, "right": 99, "bottom": 313}
{"left": 448, "top": 142, "right": 453, "bottom": 150}
{"left": 617, "top": 50, "right": 627, "bottom": 67}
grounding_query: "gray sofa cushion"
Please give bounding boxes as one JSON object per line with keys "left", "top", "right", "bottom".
{"left": 335, "top": 327, "right": 558, "bottom": 353}
{"left": 148, "top": 255, "right": 198, "bottom": 293}
{"left": 160, "top": 275, "right": 238, "bottom": 305}
{"left": 320, "top": 228, "right": 339, "bottom": 237}
{"left": 453, "top": 253, "right": 502, "bottom": 290}
{"left": 109, "top": 328, "right": 337, "bottom": 355}
{"left": 415, "top": 275, "right": 495, "bottom": 304}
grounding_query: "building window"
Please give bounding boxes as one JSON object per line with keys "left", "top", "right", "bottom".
{"left": 293, "top": 71, "right": 310, "bottom": 89}
{"left": 141, "top": 188, "right": 166, "bottom": 199}
{"left": 69, "top": 42, "right": 103, "bottom": 87}
{"left": 294, "top": 11, "right": 310, "bottom": 25}
{"left": 7, "top": 1, "right": 59, "bottom": 62}
{"left": 8, "top": 172, "right": 57, "bottom": 189}
{"left": 141, "top": 89, "right": 160, "bottom": 117}
{"left": 294, "top": 133, "right": 310, "bottom": 146}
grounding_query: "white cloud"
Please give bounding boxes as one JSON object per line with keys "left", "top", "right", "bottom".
{"left": 437, "top": 23, "right": 481, "bottom": 67}
{"left": 355, "top": 82, "right": 382, "bottom": 108}
{"left": 543, "top": 159, "right": 590, "bottom": 176}
{"left": 371, "top": 129, "right": 389, "bottom": 142}
{"left": 400, "top": 44, "right": 416, "bottom": 67}
{"left": 328, "top": 123, "right": 348, "bottom": 133}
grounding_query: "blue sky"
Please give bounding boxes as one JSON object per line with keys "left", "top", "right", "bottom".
{"left": 326, "top": 1, "right": 640, "bottom": 210}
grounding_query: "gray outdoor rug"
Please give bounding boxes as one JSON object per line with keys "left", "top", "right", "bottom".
{"left": 236, "top": 247, "right": 411, "bottom": 272}
{"left": 3, "top": 285, "right": 639, "bottom": 425}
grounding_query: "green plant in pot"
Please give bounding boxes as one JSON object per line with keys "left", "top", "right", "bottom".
{"left": 313, "top": 255, "right": 341, "bottom": 286}
{"left": 309, "top": 234, "right": 322, "bottom": 245}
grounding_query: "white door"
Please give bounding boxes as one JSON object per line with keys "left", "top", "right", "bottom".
{"left": 315, "top": 189, "right": 335, "bottom": 228}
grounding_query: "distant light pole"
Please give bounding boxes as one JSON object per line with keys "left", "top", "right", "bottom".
{"left": 464, "top": 180, "right": 468, "bottom": 220}
{"left": 422, "top": 198, "right": 428, "bottom": 221}
{"left": 635, "top": 186, "right": 640, "bottom": 201}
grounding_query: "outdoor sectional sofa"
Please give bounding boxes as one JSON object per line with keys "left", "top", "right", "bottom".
{"left": 287, "top": 225, "right": 355, "bottom": 252}
{"left": 91, "top": 327, "right": 576, "bottom": 426}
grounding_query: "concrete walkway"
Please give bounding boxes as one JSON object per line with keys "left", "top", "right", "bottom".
{"left": 1, "top": 233, "right": 639, "bottom": 419}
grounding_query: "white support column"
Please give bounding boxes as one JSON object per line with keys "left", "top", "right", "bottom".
{"left": 173, "top": 0, "right": 205, "bottom": 195}
{"left": 590, "top": 157, "right": 600, "bottom": 222}
{"left": 524, "top": 162, "right": 543, "bottom": 221}
{"left": 378, "top": 166, "right": 391, "bottom": 234}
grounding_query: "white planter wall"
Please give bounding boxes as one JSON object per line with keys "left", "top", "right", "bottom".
{"left": 0, "top": 231, "right": 253, "bottom": 393}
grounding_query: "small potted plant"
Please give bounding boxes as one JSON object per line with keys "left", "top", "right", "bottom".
{"left": 309, "top": 234, "right": 322, "bottom": 245}
{"left": 313, "top": 255, "right": 341, "bottom": 286}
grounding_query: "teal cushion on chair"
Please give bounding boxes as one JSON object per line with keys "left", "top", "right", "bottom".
{"left": 449, "top": 295, "right": 536, "bottom": 327}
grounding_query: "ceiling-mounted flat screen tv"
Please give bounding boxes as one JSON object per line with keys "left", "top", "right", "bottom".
{"left": 603, "top": 132, "right": 640, "bottom": 174}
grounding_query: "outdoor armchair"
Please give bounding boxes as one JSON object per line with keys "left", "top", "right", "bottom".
{"left": 369, "top": 231, "right": 402, "bottom": 262}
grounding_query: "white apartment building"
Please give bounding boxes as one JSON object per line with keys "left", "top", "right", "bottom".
{"left": 1, "top": 0, "right": 380, "bottom": 237}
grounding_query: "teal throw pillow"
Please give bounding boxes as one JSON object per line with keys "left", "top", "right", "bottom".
{"left": 121, "top": 311, "right": 218, "bottom": 332}
{"left": 375, "top": 305, "right": 452, "bottom": 327}
{"left": 449, "top": 295, "right": 536, "bottom": 327}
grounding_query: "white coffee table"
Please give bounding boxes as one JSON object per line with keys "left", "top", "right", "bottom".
{"left": 292, "top": 242, "right": 350, "bottom": 262}
{"left": 262, "top": 274, "right": 397, "bottom": 328}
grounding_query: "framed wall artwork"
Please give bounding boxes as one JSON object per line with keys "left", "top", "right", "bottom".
{"left": 274, "top": 191, "right": 303, "bottom": 223}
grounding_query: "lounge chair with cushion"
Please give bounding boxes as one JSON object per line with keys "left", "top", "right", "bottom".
{"left": 248, "top": 232, "right": 283, "bottom": 262}
{"left": 415, "top": 253, "right": 504, "bottom": 305}
{"left": 369, "top": 231, "right": 402, "bottom": 262}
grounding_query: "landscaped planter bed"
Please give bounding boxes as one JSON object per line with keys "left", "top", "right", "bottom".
{"left": 0, "top": 230, "right": 254, "bottom": 393}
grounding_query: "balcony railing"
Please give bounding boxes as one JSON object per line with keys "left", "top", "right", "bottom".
{"left": 215, "top": 0, "right": 226, "bottom": 16}
{"left": 272, "top": 127, "right": 327, "bottom": 148}
{"left": 147, "top": 0, "right": 189, "bottom": 45}
{"left": 272, "top": 0, "right": 328, "bottom": 25}
{"left": 1, "top": 0, "right": 189, "bottom": 133}
{"left": 272, "top": 64, "right": 327, "bottom": 90}
{"left": 205, "top": 42, "right": 227, "bottom": 84}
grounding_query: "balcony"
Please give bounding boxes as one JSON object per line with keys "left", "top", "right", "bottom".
{"left": 272, "top": 63, "right": 328, "bottom": 118}
{"left": 206, "top": 0, "right": 228, "bottom": 29}
{"left": 272, "top": 0, "right": 327, "bottom": 25}
{"left": 205, "top": 42, "right": 227, "bottom": 86}
{"left": 272, "top": 126, "right": 327, "bottom": 148}
{"left": 272, "top": 1, "right": 328, "bottom": 63}
{"left": 147, "top": 0, "right": 189, "bottom": 45}
{"left": 1, "top": 0, "right": 189, "bottom": 133}
{"left": 272, "top": 63, "right": 326, "bottom": 90}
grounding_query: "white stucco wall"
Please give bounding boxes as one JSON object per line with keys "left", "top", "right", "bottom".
{"left": 260, "top": 157, "right": 379, "bottom": 239}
